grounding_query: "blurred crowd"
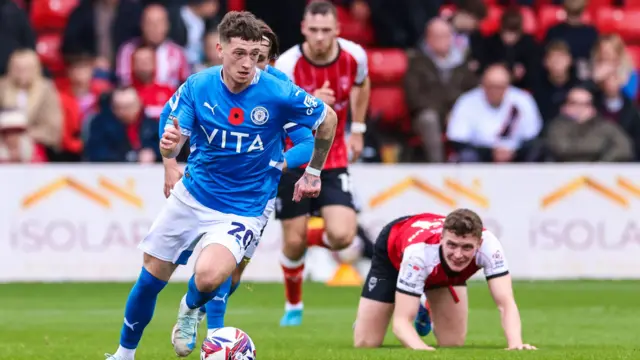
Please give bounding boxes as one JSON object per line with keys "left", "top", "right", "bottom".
{"left": 0, "top": 0, "right": 639, "bottom": 164}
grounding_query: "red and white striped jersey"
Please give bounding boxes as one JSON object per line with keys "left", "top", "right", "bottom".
{"left": 275, "top": 38, "right": 368, "bottom": 169}
{"left": 116, "top": 38, "right": 190, "bottom": 89}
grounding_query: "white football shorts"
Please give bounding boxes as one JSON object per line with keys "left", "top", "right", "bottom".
{"left": 138, "top": 180, "right": 274, "bottom": 265}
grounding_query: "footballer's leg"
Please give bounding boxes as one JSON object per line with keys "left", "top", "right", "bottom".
{"left": 202, "top": 197, "right": 274, "bottom": 333}
{"left": 318, "top": 169, "right": 357, "bottom": 251}
{"left": 106, "top": 192, "right": 201, "bottom": 360}
{"left": 426, "top": 285, "right": 469, "bottom": 347}
{"left": 276, "top": 169, "right": 311, "bottom": 326}
{"left": 173, "top": 215, "right": 263, "bottom": 357}
{"left": 354, "top": 218, "right": 400, "bottom": 348}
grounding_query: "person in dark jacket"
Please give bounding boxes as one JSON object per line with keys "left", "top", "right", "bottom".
{"left": 0, "top": 0, "right": 35, "bottom": 75}
{"left": 533, "top": 40, "right": 579, "bottom": 130}
{"left": 61, "top": 0, "right": 143, "bottom": 69}
{"left": 482, "top": 7, "right": 540, "bottom": 90}
{"left": 84, "top": 86, "right": 159, "bottom": 162}
{"left": 546, "top": 86, "right": 633, "bottom": 162}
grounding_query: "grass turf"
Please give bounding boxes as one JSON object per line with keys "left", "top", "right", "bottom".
{"left": 0, "top": 281, "right": 638, "bottom": 360}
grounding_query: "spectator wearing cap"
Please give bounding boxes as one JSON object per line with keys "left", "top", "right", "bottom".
{"left": 116, "top": 4, "right": 190, "bottom": 89}
{"left": 0, "top": 110, "right": 47, "bottom": 163}
{"left": 481, "top": 7, "right": 540, "bottom": 90}
{"left": 446, "top": 64, "right": 542, "bottom": 163}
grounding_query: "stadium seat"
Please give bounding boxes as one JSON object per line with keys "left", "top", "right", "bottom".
{"left": 596, "top": 8, "right": 640, "bottom": 44}
{"left": 36, "top": 33, "right": 65, "bottom": 75}
{"left": 337, "top": 6, "right": 375, "bottom": 46}
{"left": 537, "top": 5, "right": 592, "bottom": 40}
{"left": 227, "top": 0, "right": 245, "bottom": 11}
{"left": 478, "top": 6, "right": 537, "bottom": 36}
{"left": 627, "top": 45, "right": 640, "bottom": 69}
{"left": 368, "top": 87, "right": 409, "bottom": 130}
{"left": 366, "top": 48, "right": 407, "bottom": 85}
{"left": 30, "top": 0, "right": 79, "bottom": 34}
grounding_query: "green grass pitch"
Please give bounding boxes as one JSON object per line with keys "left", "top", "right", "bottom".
{"left": 1, "top": 281, "right": 639, "bottom": 360}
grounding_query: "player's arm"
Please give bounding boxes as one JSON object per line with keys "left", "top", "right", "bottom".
{"left": 481, "top": 232, "right": 536, "bottom": 350}
{"left": 282, "top": 124, "right": 314, "bottom": 170}
{"left": 348, "top": 43, "right": 370, "bottom": 161}
{"left": 158, "top": 101, "right": 184, "bottom": 197}
{"left": 160, "top": 81, "right": 195, "bottom": 159}
{"left": 282, "top": 83, "right": 338, "bottom": 173}
{"left": 392, "top": 245, "right": 435, "bottom": 350}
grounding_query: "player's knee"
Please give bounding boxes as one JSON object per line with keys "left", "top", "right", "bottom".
{"left": 325, "top": 227, "right": 355, "bottom": 250}
{"left": 194, "top": 267, "right": 228, "bottom": 293}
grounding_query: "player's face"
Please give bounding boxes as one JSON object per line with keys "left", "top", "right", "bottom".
{"left": 218, "top": 37, "right": 261, "bottom": 84}
{"left": 440, "top": 230, "right": 481, "bottom": 272}
{"left": 256, "top": 37, "right": 271, "bottom": 70}
{"left": 301, "top": 13, "right": 339, "bottom": 57}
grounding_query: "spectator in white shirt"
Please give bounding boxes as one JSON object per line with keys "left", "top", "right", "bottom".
{"left": 446, "top": 64, "right": 542, "bottom": 162}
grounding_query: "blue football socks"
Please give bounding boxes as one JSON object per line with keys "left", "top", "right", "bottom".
{"left": 204, "top": 277, "right": 232, "bottom": 329}
{"left": 119, "top": 267, "right": 167, "bottom": 349}
{"left": 185, "top": 274, "right": 217, "bottom": 310}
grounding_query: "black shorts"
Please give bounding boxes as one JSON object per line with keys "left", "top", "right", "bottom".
{"left": 360, "top": 216, "right": 410, "bottom": 304}
{"left": 361, "top": 216, "right": 468, "bottom": 303}
{"left": 275, "top": 167, "right": 355, "bottom": 220}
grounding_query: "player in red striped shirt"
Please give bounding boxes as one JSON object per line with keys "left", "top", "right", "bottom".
{"left": 273, "top": 0, "right": 371, "bottom": 327}
{"left": 353, "top": 209, "right": 536, "bottom": 351}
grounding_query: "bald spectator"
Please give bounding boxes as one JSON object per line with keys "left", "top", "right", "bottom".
{"left": 116, "top": 4, "right": 190, "bottom": 88}
{"left": 84, "top": 87, "right": 160, "bottom": 163}
{"left": 446, "top": 64, "right": 542, "bottom": 163}
{"left": 546, "top": 86, "right": 633, "bottom": 162}
{"left": 404, "top": 17, "right": 477, "bottom": 162}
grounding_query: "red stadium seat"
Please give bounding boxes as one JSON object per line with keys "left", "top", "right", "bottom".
{"left": 337, "top": 6, "right": 374, "bottom": 46}
{"left": 537, "top": 5, "right": 592, "bottom": 41}
{"left": 627, "top": 46, "right": 640, "bottom": 69}
{"left": 478, "top": 6, "right": 537, "bottom": 36}
{"left": 30, "top": 0, "right": 79, "bottom": 33}
{"left": 369, "top": 87, "right": 409, "bottom": 130}
{"left": 36, "top": 33, "right": 65, "bottom": 75}
{"left": 596, "top": 8, "right": 640, "bottom": 44}
{"left": 366, "top": 48, "right": 407, "bottom": 85}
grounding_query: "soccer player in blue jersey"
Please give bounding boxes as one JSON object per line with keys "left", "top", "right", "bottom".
{"left": 105, "top": 12, "right": 337, "bottom": 360}
{"left": 158, "top": 19, "right": 316, "bottom": 338}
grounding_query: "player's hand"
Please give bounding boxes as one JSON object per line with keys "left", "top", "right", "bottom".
{"left": 506, "top": 344, "right": 537, "bottom": 350}
{"left": 348, "top": 132, "right": 364, "bottom": 162}
{"left": 163, "top": 164, "right": 183, "bottom": 198}
{"left": 160, "top": 117, "right": 181, "bottom": 152}
{"left": 293, "top": 172, "right": 321, "bottom": 202}
{"left": 313, "top": 81, "right": 335, "bottom": 106}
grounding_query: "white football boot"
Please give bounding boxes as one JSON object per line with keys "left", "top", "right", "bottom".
{"left": 171, "top": 295, "right": 206, "bottom": 357}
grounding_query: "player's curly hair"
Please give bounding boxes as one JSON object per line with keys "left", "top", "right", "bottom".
{"left": 218, "top": 11, "right": 263, "bottom": 44}
{"left": 443, "top": 208, "right": 483, "bottom": 239}
{"left": 256, "top": 19, "right": 280, "bottom": 60}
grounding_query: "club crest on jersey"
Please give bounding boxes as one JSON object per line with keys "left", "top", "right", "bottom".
{"left": 250, "top": 106, "right": 269, "bottom": 125}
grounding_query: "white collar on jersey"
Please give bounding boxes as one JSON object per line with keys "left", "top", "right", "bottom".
{"left": 219, "top": 67, "right": 262, "bottom": 86}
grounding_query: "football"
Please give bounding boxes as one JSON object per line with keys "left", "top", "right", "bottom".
{"left": 201, "top": 327, "right": 256, "bottom": 360}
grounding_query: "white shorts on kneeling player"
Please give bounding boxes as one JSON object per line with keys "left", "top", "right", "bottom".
{"left": 138, "top": 180, "right": 270, "bottom": 264}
